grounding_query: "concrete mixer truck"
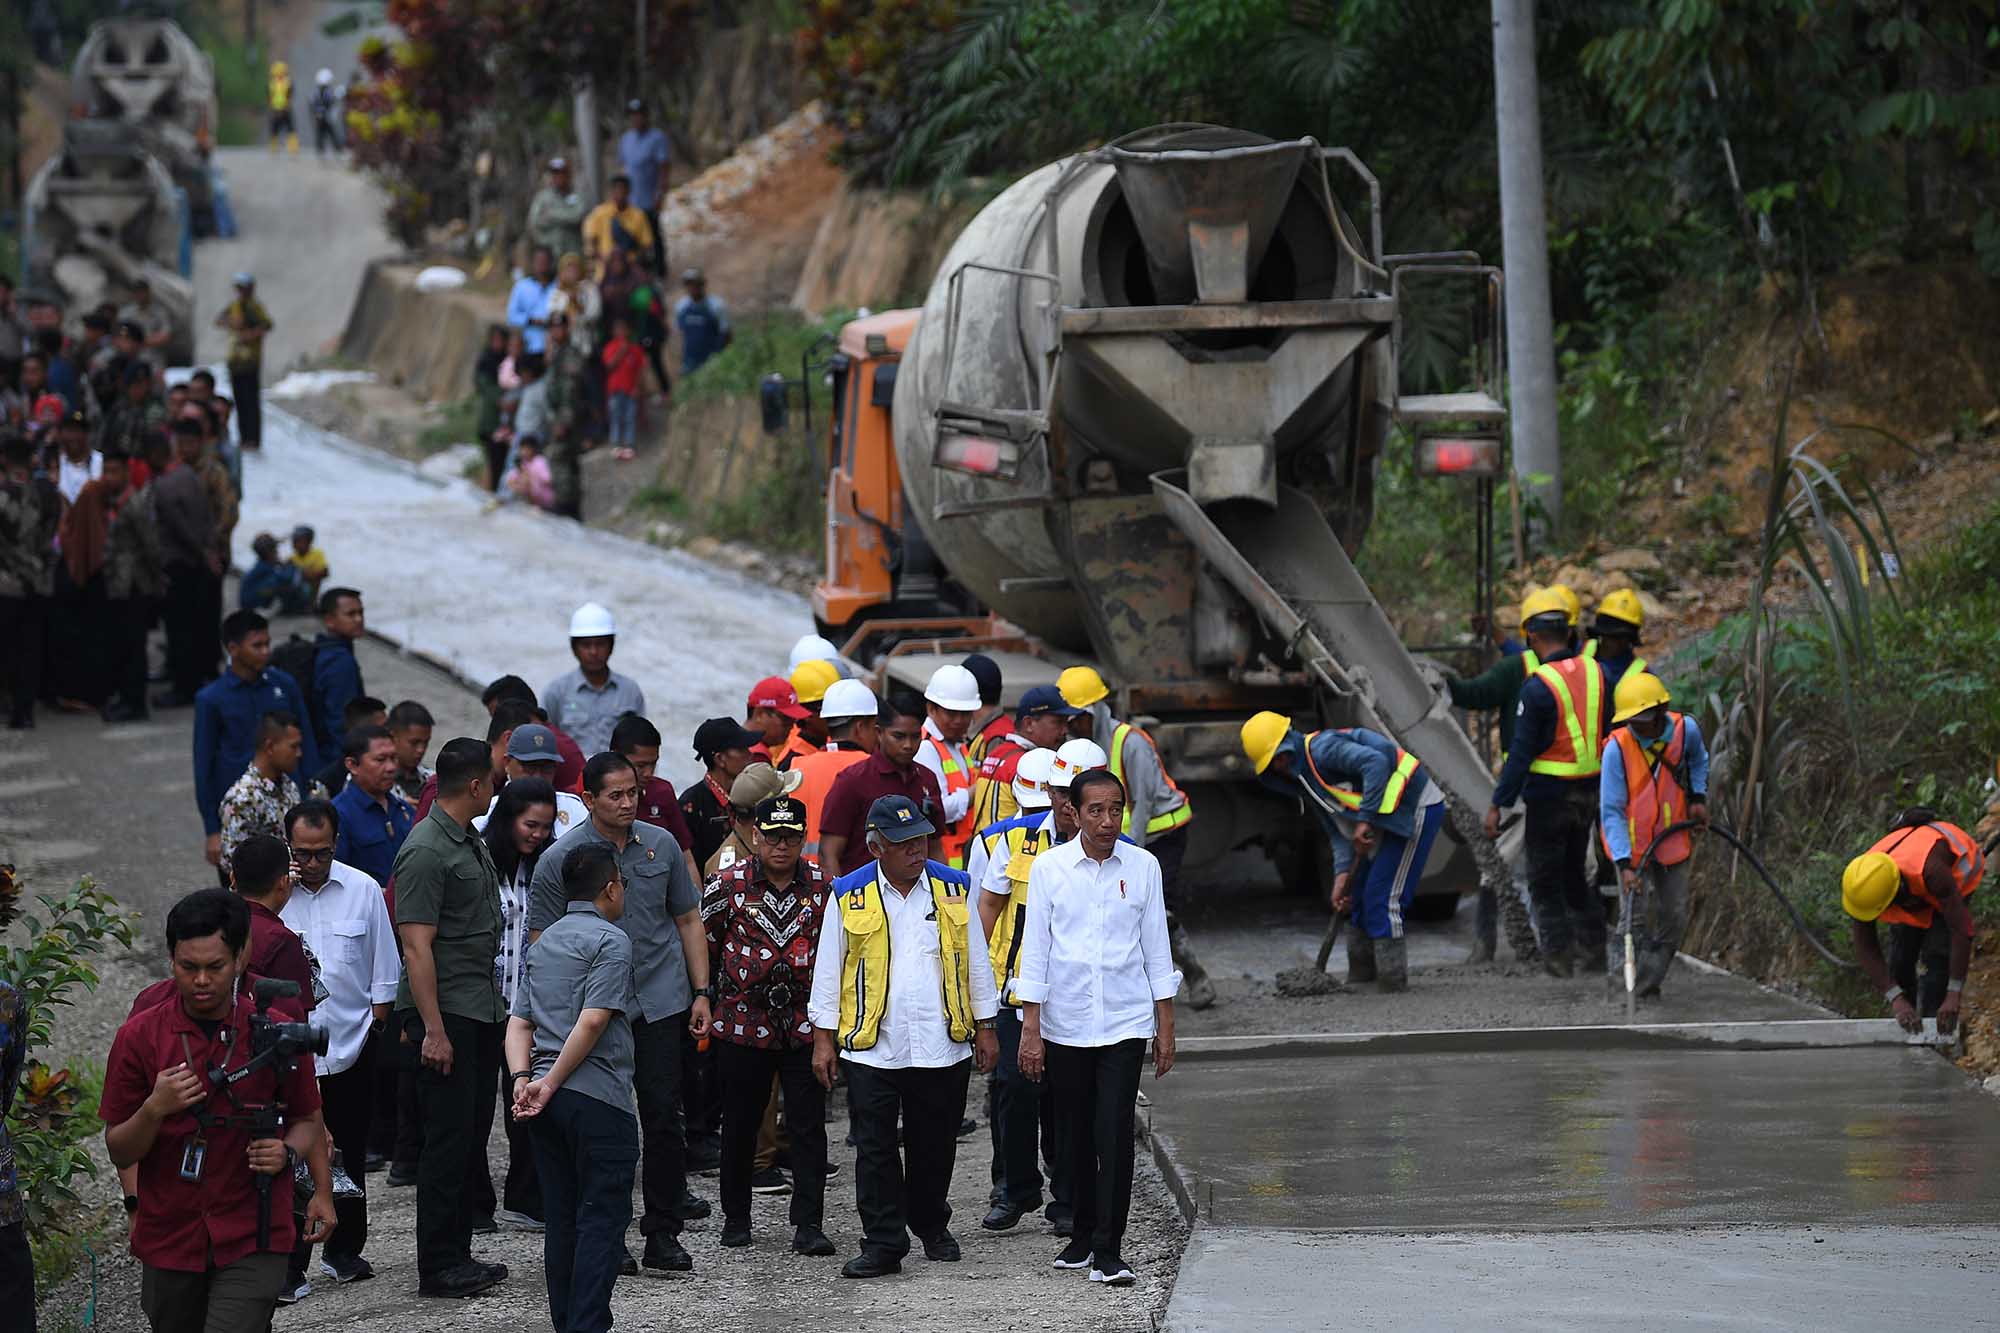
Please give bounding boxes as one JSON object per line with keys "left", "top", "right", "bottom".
{"left": 72, "top": 17, "right": 220, "bottom": 234}
{"left": 797, "top": 124, "right": 1514, "bottom": 907}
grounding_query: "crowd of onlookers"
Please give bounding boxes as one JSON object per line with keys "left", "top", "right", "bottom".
{"left": 488, "top": 101, "right": 734, "bottom": 520}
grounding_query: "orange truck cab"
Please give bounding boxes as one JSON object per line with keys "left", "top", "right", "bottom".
{"left": 813, "top": 309, "right": 922, "bottom": 636}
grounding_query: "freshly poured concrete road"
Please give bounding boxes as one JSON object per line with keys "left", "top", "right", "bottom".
{"left": 1153, "top": 1045, "right": 2000, "bottom": 1328}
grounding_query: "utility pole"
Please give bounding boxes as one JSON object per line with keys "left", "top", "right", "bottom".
{"left": 1491, "top": 0, "right": 1562, "bottom": 535}
{"left": 573, "top": 83, "right": 601, "bottom": 205}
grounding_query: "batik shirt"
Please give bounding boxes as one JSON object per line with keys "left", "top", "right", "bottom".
{"left": 0, "top": 980, "right": 27, "bottom": 1225}
{"left": 218, "top": 765, "right": 301, "bottom": 877}
{"left": 700, "top": 857, "right": 827, "bottom": 1050}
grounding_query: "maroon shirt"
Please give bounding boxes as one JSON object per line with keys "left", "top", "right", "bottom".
{"left": 817, "top": 752, "right": 946, "bottom": 877}
{"left": 129, "top": 975, "right": 306, "bottom": 1022}
{"left": 638, "top": 775, "right": 695, "bottom": 851}
{"left": 246, "top": 900, "right": 316, "bottom": 1012}
{"left": 699, "top": 857, "right": 828, "bottom": 1049}
{"left": 100, "top": 990, "right": 322, "bottom": 1272}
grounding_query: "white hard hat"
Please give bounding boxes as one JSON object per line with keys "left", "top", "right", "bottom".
{"left": 788, "top": 633, "right": 843, "bottom": 674}
{"left": 924, "top": 664, "right": 982, "bottom": 712}
{"left": 1050, "top": 738, "right": 1108, "bottom": 789}
{"left": 568, "top": 602, "right": 616, "bottom": 637}
{"left": 1012, "top": 748, "right": 1056, "bottom": 811}
{"left": 316, "top": 68, "right": 333, "bottom": 85}
{"left": 820, "top": 678, "right": 878, "bottom": 722}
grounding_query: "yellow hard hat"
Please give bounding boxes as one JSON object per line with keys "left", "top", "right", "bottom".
{"left": 1598, "top": 587, "right": 1645, "bottom": 632}
{"left": 272, "top": 59, "right": 289, "bottom": 73}
{"left": 1550, "top": 584, "right": 1582, "bottom": 626}
{"left": 1058, "top": 665, "right": 1108, "bottom": 709}
{"left": 1841, "top": 852, "right": 1902, "bottom": 921}
{"left": 1240, "top": 711, "right": 1291, "bottom": 775}
{"left": 789, "top": 658, "right": 839, "bottom": 706}
{"left": 1520, "top": 587, "right": 1571, "bottom": 628}
{"left": 1611, "top": 671, "right": 1670, "bottom": 725}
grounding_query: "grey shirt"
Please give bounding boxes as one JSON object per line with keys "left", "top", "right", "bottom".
{"left": 541, "top": 667, "right": 646, "bottom": 756}
{"left": 1088, "top": 701, "right": 1187, "bottom": 847}
{"left": 512, "top": 901, "right": 636, "bottom": 1114}
{"left": 527, "top": 818, "right": 697, "bottom": 1022}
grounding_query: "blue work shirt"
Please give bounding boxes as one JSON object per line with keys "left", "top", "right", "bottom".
{"left": 1491, "top": 646, "right": 1614, "bottom": 809}
{"left": 507, "top": 275, "right": 554, "bottom": 355}
{"left": 618, "top": 126, "right": 672, "bottom": 207}
{"left": 193, "top": 668, "right": 317, "bottom": 834}
{"left": 311, "top": 635, "right": 364, "bottom": 756}
{"left": 331, "top": 782, "right": 416, "bottom": 887}
{"left": 673, "top": 295, "right": 730, "bottom": 374}
{"left": 1598, "top": 715, "right": 1710, "bottom": 863}
{"left": 1258, "top": 727, "right": 1433, "bottom": 874}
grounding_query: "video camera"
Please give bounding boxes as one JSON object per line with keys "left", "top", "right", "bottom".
{"left": 200, "top": 978, "right": 328, "bottom": 1249}
{"left": 246, "top": 977, "right": 330, "bottom": 1065}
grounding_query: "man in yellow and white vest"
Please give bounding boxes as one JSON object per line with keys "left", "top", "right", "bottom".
{"left": 809, "top": 795, "right": 998, "bottom": 1279}
{"left": 1057, "top": 666, "right": 1212, "bottom": 1009}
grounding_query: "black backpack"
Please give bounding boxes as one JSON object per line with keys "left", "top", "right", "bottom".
{"left": 269, "top": 634, "right": 324, "bottom": 737}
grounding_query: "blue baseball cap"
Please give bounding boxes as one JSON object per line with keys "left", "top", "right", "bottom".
{"left": 506, "top": 723, "right": 561, "bottom": 764}
{"left": 1017, "top": 684, "right": 1082, "bottom": 720}
{"left": 865, "top": 795, "right": 935, "bottom": 843}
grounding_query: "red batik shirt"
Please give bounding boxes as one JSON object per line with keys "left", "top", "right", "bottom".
{"left": 699, "top": 856, "right": 828, "bottom": 1050}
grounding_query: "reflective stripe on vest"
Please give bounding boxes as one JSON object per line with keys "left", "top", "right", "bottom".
{"left": 1583, "top": 637, "right": 1646, "bottom": 680}
{"left": 986, "top": 823, "right": 1053, "bottom": 1006}
{"left": 1869, "top": 822, "right": 1984, "bottom": 929}
{"left": 1603, "top": 714, "right": 1691, "bottom": 867}
{"left": 1107, "top": 722, "right": 1193, "bottom": 837}
{"left": 836, "top": 872, "right": 976, "bottom": 1050}
{"left": 971, "top": 739, "right": 1029, "bottom": 833}
{"left": 1301, "top": 730, "right": 1419, "bottom": 815}
{"left": 930, "top": 739, "right": 975, "bottom": 870}
{"left": 1528, "top": 658, "right": 1604, "bottom": 778}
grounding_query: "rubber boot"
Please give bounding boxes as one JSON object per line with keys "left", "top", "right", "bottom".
{"left": 1345, "top": 931, "right": 1378, "bottom": 985}
{"left": 1167, "top": 913, "right": 1217, "bottom": 1010}
{"left": 287, "top": 132, "right": 300, "bottom": 154}
{"left": 1375, "top": 937, "right": 1409, "bottom": 993}
{"left": 1465, "top": 887, "right": 1497, "bottom": 965}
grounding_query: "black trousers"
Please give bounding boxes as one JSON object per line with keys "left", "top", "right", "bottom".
{"left": 1888, "top": 919, "right": 1954, "bottom": 1016}
{"left": 289, "top": 1032, "right": 376, "bottom": 1275}
{"left": 845, "top": 1058, "right": 971, "bottom": 1259}
{"left": 409, "top": 1012, "right": 500, "bottom": 1279}
{"left": 47, "top": 565, "right": 104, "bottom": 705}
{"left": 632, "top": 1013, "right": 688, "bottom": 1239}
{"left": 683, "top": 1023, "right": 720, "bottom": 1145}
{"left": 992, "top": 1007, "right": 1053, "bottom": 1209}
{"left": 530, "top": 1089, "right": 636, "bottom": 1333}
{"left": 0, "top": 1222, "right": 32, "bottom": 1333}
{"left": 1523, "top": 784, "right": 1607, "bottom": 961}
{"left": 498, "top": 1051, "right": 543, "bottom": 1218}
{"left": 716, "top": 1040, "right": 825, "bottom": 1228}
{"left": 1046, "top": 1038, "right": 1144, "bottom": 1259}
{"left": 162, "top": 563, "right": 213, "bottom": 699}
{"left": 0, "top": 594, "right": 43, "bottom": 724}
{"left": 391, "top": 1033, "right": 423, "bottom": 1166}
{"left": 229, "top": 360, "right": 263, "bottom": 447}
{"left": 107, "top": 595, "right": 153, "bottom": 713}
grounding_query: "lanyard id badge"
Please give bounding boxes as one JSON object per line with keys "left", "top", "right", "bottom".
{"left": 179, "top": 1135, "right": 207, "bottom": 1181}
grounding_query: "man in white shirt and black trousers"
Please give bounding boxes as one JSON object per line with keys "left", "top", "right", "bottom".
{"left": 1016, "top": 768, "right": 1178, "bottom": 1288}
{"left": 810, "top": 794, "right": 1000, "bottom": 1279}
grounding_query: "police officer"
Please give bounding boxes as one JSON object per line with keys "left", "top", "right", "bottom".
{"left": 808, "top": 796, "right": 998, "bottom": 1278}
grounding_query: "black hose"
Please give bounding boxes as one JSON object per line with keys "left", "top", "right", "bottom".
{"left": 1633, "top": 820, "right": 1858, "bottom": 972}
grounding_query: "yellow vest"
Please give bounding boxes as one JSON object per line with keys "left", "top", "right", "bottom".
{"left": 1107, "top": 722, "right": 1193, "bottom": 838}
{"left": 1582, "top": 638, "right": 1647, "bottom": 677}
{"left": 985, "top": 822, "right": 1055, "bottom": 1006}
{"left": 835, "top": 872, "right": 976, "bottom": 1051}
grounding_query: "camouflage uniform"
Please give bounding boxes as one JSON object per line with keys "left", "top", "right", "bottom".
{"left": 102, "top": 485, "right": 164, "bottom": 717}
{"left": 0, "top": 476, "right": 57, "bottom": 726}
{"left": 545, "top": 339, "right": 586, "bottom": 518}
{"left": 96, "top": 395, "right": 165, "bottom": 460}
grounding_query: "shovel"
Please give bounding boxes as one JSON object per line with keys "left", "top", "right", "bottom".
{"left": 1617, "top": 878, "right": 1636, "bottom": 1023}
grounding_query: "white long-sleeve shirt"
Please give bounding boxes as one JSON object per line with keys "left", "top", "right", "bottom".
{"left": 807, "top": 867, "right": 998, "bottom": 1070}
{"left": 279, "top": 860, "right": 400, "bottom": 1075}
{"left": 915, "top": 720, "right": 973, "bottom": 824}
{"left": 1013, "top": 837, "right": 1180, "bottom": 1046}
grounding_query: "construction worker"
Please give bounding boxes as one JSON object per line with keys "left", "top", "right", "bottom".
{"left": 1841, "top": 809, "right": 1982, "bottom": 1034}
{"left": 1484, "top": 588, "right": 1613, "bottom": 978}
{"left": 1241, "top": 714, "right": 1446, "bottom": 992}
{"left": 792, "top": 678, "right": 877, "bottom": 858}
{"left": 961, "top": 653, "right": 1013, "bottom": 763}
{"left": 914, "top": 664, "right": 982, "bottom": 870}
{"left": 1584, "top": 588, "right": 1647, "bottom": 689}
{"left": 267, "top": 61, "right": 297, "bottom": 154}
{"left": 1056, "top": 666, "right": 1212, "bottom": 1009}
{"left": 1597, "top": 672, "right": 1709, "bottom": 999}
{"left": 969, "top": 685, "right": 1081, "bottom": 834}
{"left": 776, "top": 659, "right": 838, "bottom": 771}
{"left": 787, "top": 634, "right": 843, "bottom": 674}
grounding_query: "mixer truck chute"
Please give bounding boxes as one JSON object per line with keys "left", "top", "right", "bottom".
{"left": 805, "top": 124, "right": 1511, "bottom": 903}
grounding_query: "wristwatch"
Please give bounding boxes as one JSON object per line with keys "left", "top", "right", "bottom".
{"left": 975, "top": 1019, "right": 997, "bottom": 1032}
{"left": 699, "top": 983, "right": 718, "bottom": 1002}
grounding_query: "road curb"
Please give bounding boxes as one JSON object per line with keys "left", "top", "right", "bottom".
{"left": 1173, "top": 1017, "right": 1953, "bottom": 1060}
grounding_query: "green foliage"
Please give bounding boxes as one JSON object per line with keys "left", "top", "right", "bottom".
{"left": 182, "top": 6, "right": 270, "bottom": 148}
{"left": 415, "top": 395, "right": 480, "bottom": 454}
{"left": 630, "top": 485, "right": 688, "bottom": 519}
{"left": 0, "top": 875, "right": 138, "bottom": 1248}
{"left": 675, "top": 308, "right": 849, "bottom": 407}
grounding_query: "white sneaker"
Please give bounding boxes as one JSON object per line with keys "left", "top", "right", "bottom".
{"left": 277, "top": 1277, "right": 312, "bottom": 1304}
{"left": 494, "top": 1208, "right": 545, "bottom": 1232}
{"left": 1089, "top": 1253, "right": 1136, "bottom": 1285}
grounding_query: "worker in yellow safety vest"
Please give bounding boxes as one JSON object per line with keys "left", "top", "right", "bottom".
{"left": 1484, "top": 588, "right": 1614, "bottom": 979}
{"left": 1056, "top": 666, "right": 1212, "bottom": 1009}
{"left": 1583, "top": 587, "right": 1649, "bottom": 690}
{"left": 1596, "top": 671, "right": 1710, "bottom": 999}
{"left": 1841, "top": 810, "right": 1983, "bottom": 1034}
{"left": 812, "top": 794, "right": 998, "bottom": 1278}
{"left": 914, "top": 664, "right": 982, "bottom": 870}
{"left": 268, "top": 61, "right": 298, "bottom": 155}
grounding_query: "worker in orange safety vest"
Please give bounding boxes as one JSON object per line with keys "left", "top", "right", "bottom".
{"left": 914, "top": 664, "right": 982, "bottom": 871}
{"left": 1841, "top": 810, "right": 1982, "bottom": 1034}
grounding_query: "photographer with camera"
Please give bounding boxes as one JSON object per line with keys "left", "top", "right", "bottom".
{"left": 101, "top": 889, "right": 335, "bottom": 1332}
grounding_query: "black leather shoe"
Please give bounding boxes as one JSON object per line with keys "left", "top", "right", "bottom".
{"left": 674, "top": 1191, "right": 712, "bottom": 1220}
{"left": 475, "top": 1261, "right": 508, "bottom": 1283}
{"left": 417, "top": 1261, "right": 502, "bottom": 1298}
{"left": 982, "top": 1197, "right": 1041, "bottom": 1231}
{"left": 642, "top": 1235, "right": 693, "bottom": 1273}
{"left": 841, "top": 1250, "right": 902, "bottom": 1279}
{"left": 792, "top": 1226, "right": 835, "bottom": 1257}
{"left": 469, "top": 1214, "right": 497, "bottom": 1234}
{"left": 1045, "top": 1208, "right": 1075, "bottom": 1237}
{"left": 719, "top": 1221, "right": 752, "bottom": 1248}
{"left": 617, "top": 1251, "right": 639, "bottom": 1277}
{"left": 386, "top": 1162, "right": 418, "bottom": 1188}
{"left": 921, "top": 1229, "right": 962, "bottom": 1262}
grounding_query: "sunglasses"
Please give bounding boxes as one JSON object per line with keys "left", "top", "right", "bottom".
{"left": 757, "top": 829, "right": 804, "bottom": 845}
{"left": 291, "top": 847, "right": 335, "bottom": 864}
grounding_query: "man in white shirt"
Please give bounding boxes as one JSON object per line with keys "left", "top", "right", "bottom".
{"left": 913, "top": 664, "right": 981, "bottom": 872}
{"left": 1016, "top": 768, "right": 1178, "bottom": 1288}
{"left": 473, "top": 723, "right": 589, "bottom": 837}
{"left": 809, "top": 795, "right": 999, "bottom": 1279}
{"left": 279, "top": 798, "right": 402, "bottom": 1284}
